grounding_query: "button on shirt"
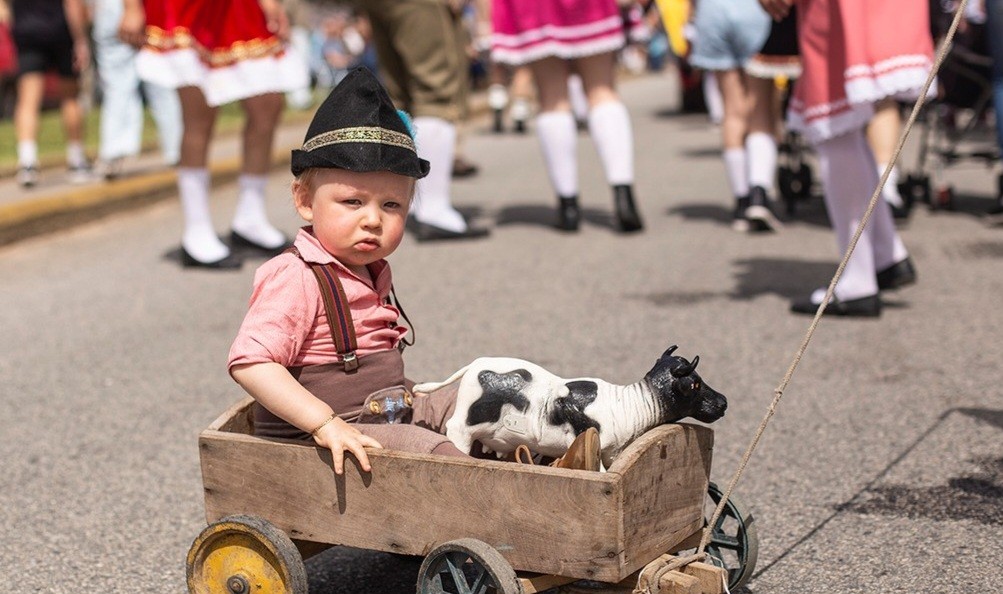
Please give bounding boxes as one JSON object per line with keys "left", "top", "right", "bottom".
{"left": 228, "top": 227, "right": 408, "bottom": 371}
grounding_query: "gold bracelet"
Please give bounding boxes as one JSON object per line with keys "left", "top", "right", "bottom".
{"left": 309, "top": 413, "right": 337, "bottom": 437}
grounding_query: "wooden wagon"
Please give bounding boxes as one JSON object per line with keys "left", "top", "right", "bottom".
{"left": 186, "top": 397, "right": 757, "bottom": 594}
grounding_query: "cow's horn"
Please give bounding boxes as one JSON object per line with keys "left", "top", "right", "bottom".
{"left": 674, "top": 355, "right": 699, "bottom": 377}
{"left": 664, "top": 345, "right": 678, "bottom": 357}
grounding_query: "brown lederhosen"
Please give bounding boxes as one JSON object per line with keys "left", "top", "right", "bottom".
{"left": 252, "top": 250, "right": 460, "bottom": 455}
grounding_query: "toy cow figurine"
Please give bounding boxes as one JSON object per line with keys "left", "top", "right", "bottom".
{"left": 412, "top": 345, "right": 727, "bottom": 467}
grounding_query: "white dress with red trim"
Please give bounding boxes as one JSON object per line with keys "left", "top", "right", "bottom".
{"left": 490, "top": 0, "right": 626, "bottom": 66}
{"left": 788, "top": 0, "right": 935, "bottom": 144}
{"left": 135, "top": 0, "right": 308, "bottom": 106}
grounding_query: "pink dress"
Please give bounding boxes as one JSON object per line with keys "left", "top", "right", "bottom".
{"left": 788, "top": 0, "right": 935, "bottom": 144}
{"left": 491, "top": 0, "right": 626, "bottom": 66}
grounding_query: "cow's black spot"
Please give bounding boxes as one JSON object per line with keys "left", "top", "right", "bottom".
{"left": 467, "top": 369, "right": 532, "bottom": 426}
{"left": 549, "top": 380, "right": 601, "bottom": 434}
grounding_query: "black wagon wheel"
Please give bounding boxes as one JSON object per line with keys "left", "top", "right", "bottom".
{"left": 417, "top": 538, "right": 523, "bottom": 594}
{"left": 703, "top": 481, "right": 759, "bottom": 591}
{"left": 186, "top": 514, "right": 308, "bottom": 594}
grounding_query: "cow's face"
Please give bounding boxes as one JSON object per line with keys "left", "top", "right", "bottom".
{"left": 644, "top": 345, "right": 728, "bottom": 423}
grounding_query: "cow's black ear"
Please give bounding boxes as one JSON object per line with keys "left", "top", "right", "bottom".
{"left": 661, "top": 345, "right": 679, "bottom": 359}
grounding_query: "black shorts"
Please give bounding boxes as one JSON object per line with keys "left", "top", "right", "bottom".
{"left": 14, "top": 31, "right": 76, "bottom": 78}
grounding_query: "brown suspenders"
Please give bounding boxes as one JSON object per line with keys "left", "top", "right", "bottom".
{"left": 286, "top": 247, "right": 413, "bottom": 373}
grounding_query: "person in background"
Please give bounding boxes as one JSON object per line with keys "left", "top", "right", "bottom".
{"left": 761, "top": 0, "right": 927, "bottom": 317}
{"left": 92, "top": 0, "right": 181, "bottom": 180}
{"left": 119, "top": 0, "right": 309, "bottom": 268}
{"left": 2, "top": 0, "right": 92, "bottom": 188}
{"left": 490, "top": 0, "right": 645, "bottom": 233}
{"left": 365, "top": 0, "right": 489, "bottom": 241}
{"left": 689, "top": 0, "right": 782, "bottom": 233}
{"left": 984, "top": 0, "right": 1003, "bottom": 223}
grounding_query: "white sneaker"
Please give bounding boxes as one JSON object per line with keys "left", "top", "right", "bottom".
{"left": 17, "top": 165, "right": 39, "bottom": 188}
{"left": 99, "top": 157, "right": 124, "bottom": 181}
{"left": 67, "top": 162, "right": 95, "bottom": 184}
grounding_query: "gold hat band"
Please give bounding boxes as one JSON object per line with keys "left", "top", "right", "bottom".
{"left": 301, "top": 126, "right": 416, "bottom": 154}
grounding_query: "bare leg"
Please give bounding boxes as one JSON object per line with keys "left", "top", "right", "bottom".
{"left": 867, "top": 98, "right": 906, "bottom": 209}
{"left": 176, "top": 87, "right": 234, "bottom": 265}
{"left": 177, "top": 86, "right": 218, "bottom": 168}
{"left": 240, "top": 92, "right": 284, "bottom": 175}
{"left": 231, "top": 92, "right": 287, "bottom": 249}
{"left": 576, "top": 52, "right": 642, "bottom": 231}
{"left": 13, "top": 73, "right": 44, "bottom": 185}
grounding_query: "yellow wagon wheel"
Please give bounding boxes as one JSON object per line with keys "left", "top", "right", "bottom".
{"left": 186, "top": 515, "right": 308, "bottom": 594}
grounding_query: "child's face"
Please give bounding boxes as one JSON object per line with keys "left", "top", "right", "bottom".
{"left": 294, "top": 169, "right": 413, "bottom": 269}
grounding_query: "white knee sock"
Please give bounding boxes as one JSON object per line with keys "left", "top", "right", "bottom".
{"left": 179, "top": 167, "right": 229, "bottom": 262}
{"left": 723, "top": 148, "right": 749, "bottom": 199}
{"left": 413, "top": 116, "right": 466, "bottom": 232}
{"left": 536, "top": 110, "right": 579, "bottom": 197}
{"left": 18, "top": 140, "right": 38, "bottom": 167}
{"left": 587, "top": 100, "right": 634, "bottom": 186}
{"left": 231, "top": 173, "right": 286, "bottom": 248}
{"left": 703, "top": 74, "right": 724, "bottom": 125}
{"left": 815, "top": 129, "right": 911, "bottom": 300}
{"left": 746, "top": 132, "right": 777, "bottom": 191}
{"left": 877, "top": 162, "right": 904, "bottom": 207}
{"left": 66, "top": 141, "right": 86, "bottom": 168}
{"left": 870, "top": 161, "right": 910, "bottom": 269}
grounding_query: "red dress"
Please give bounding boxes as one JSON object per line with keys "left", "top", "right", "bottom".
{"left": 136, "top": 0, "right": 308, "bottom": 106}
{"left": 788, "top": 0, "right": 935, "bottom": 144}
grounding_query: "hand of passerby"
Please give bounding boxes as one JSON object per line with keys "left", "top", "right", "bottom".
{"left": 759, "top": 0, "right": 794, "bottom": 21}
{"left": 259, "top": 0, "right": 290, "bottom": 40}
{"left": 311, "top": 415, "right": 383, "bottom": 475}
{"left": 0, "top": 2, "right": 10, "bottom": 26}
{"left": 72, "top": 38, "right": 90, "bottom": 73}
{"left": 118, "top": 0, "right": 147, "bottom": 47}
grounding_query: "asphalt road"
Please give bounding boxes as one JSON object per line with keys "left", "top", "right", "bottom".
{"left": 2, "top": 73, "right": 1002, "bottom": 593}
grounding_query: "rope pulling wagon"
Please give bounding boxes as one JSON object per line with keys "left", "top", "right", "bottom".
{"left": 185, "top": 397, "right": 757, "bottom": 594}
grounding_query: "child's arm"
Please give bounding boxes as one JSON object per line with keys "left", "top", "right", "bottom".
{"left": 230, "top": 361, "right": 383, "bottom": 474}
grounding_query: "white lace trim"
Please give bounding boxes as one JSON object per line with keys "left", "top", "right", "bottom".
{"left": 136, "top": 47, "right": 309, "bottom": 106}
{"left": 492, "top": 15, "right": 623, "bottom": 48}
{"left": 491, "top": 34, "right": 626, "bottom": 66}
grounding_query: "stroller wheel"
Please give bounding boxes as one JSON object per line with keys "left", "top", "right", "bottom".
{"left": 935, "top": 186, "right": 956, "bottom": 211}
{"left": 778, "top": 166, "right": 798, "bottom": 215}
{"left": 902, "top": 174, "right": 932, "bottom": 207}
{"left": 795, "top": 163, "right": 813, "bottom": 199}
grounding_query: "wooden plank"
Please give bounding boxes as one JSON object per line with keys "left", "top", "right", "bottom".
{"left": 681, "top": 562, "right": 725, "bottom": 594}
{"left": 206, "top": 396, "right": 254, "bottom": 434}
{"left": 199, "top": 431, "right": 624, "bottom": 581}
{"left": 657, "top": 570, "right": 700, "bottom": 594}
{"left": 517, "top": 573, "right": 577, "bottom": 593}
{"left": 614, "top": 424, "right": 713, "bottom": 579}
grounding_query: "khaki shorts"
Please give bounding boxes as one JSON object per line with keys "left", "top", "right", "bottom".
{"left": 366, "top": 0, "right": 470, "bottom": 122}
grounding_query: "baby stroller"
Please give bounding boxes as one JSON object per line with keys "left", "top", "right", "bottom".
{"left": 777, "top": 87, "right": 816, "bottom": 216}
{"left": 901, "top": 1, "right": 999, "bottom": 211}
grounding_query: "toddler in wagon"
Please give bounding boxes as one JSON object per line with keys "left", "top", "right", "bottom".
{"left": 228, "top": 68, "right": 599, "bottom": 474}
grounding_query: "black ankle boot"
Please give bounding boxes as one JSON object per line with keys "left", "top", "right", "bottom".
{"left": 556, "top": 195, "right": 580, "bottom": 231}
{"left": 613, "top": 185, "right": 643, "bottom": 232}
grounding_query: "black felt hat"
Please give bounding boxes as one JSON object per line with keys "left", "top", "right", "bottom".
{"left": 291, "top": 68, "right": 430, "bottom": 179}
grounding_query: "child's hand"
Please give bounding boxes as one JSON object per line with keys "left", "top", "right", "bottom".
{"left": 312, "top": 416, "right": 383, "bottom": 474}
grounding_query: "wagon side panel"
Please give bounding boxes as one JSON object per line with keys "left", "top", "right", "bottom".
{"left": 199, "top": 431, "right": 624, "bottom": 581}
{"left": 614, "top": 424, "right": 713, "bottom": 579}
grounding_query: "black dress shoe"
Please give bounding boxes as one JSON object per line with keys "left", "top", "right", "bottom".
{"left": 876, "top": 257, "right": 917, "bottom": 291}
{"left": 410, "top": 219, "right": 490, "bottom": 242}
{"left": 790, "top": 293, "right": 881, "bottom": 317}
{"left": 556, "top": 195, "right": 580, "bottom": 231}
{"left": 746, "top": 186, "right": 782, "bottom": 232}
{"left": 230, "top": 230, "right": 291, "bottom": 257}
{"left": 180, "top": 247, "right": 243, "bottom": 270}
{"left": 613, "top": 185, "right": 644, "bottom": 233}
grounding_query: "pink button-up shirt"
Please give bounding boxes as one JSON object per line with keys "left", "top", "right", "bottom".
{"left": 228, "top": 227, "right": 408, "bottom": 371}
